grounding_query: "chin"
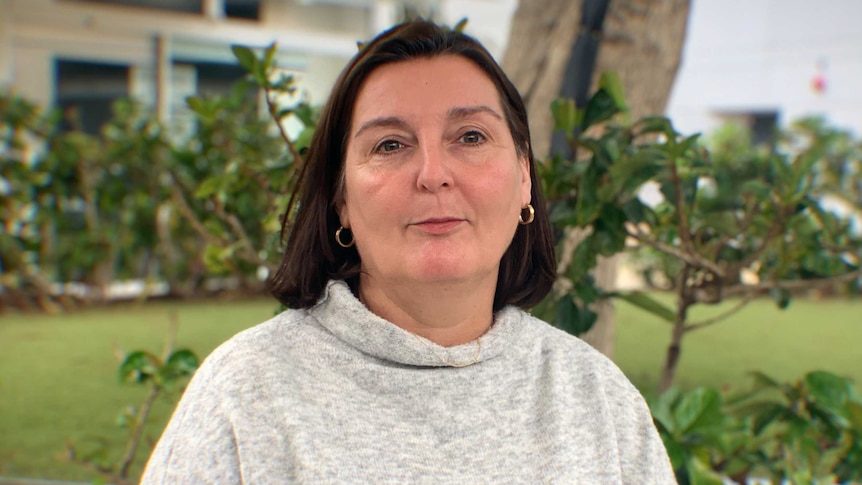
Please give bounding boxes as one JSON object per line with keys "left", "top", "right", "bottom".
{"left": 409, "top": 256, "right": 492, "bottom": 284}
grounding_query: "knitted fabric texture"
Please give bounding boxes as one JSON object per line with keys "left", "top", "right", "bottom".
{"left": 141, "top": 280, "right": 676, "bottom": 484}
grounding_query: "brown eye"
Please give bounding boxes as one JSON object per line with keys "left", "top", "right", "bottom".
{"left": 374, "top": 139, "right": 404, "bottom": 154}
{"left": 460, "top": 131, "right": 486, "bottom": 145}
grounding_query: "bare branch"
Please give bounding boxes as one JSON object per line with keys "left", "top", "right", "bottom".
{"left": 213, "top": 204, "right": 274, "bottom": 271}
{"left": 264, "top": 90, "right": 304, "bottom": 169}
{"left": 685, "top": 296, "right": 753, "bottom": 332}
{"left": 723, "top": 267, "right": 862, "bottom": 298}
{"left": 626, "top": 224, "right": 726, "bottom": 278}
{"left": 739, "top": 201, "right": 788, "bottom": 269}
{"left": 668, "top": 156, "right": 696, "bottom": 254}
{"left": 118, "top": 384, "right": 160, "bottom": 479}
{"left": 263, "top": 88, "right": 308, "bottom": 234}
{"left": 169, "top": 183, "right": 226, "bottom": 246}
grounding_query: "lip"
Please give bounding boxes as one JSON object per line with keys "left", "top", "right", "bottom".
{"left": 410, "top": 218, "right": 466, "bottom": 234}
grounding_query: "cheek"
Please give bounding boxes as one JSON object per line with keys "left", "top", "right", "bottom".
{"left": 343, "top": 170, "right": 395, "bottom": 227}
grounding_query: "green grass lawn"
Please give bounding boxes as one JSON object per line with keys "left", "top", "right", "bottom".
{"left": 0, "top": 296, "right": 278, "bottom": 482}
{"left": 1, "top": 294, "right": 860, "bottom": 481}
{"left": 615, "top": 294, "right": 862, "bottom": 400}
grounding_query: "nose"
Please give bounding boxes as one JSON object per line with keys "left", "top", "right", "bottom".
{"left": 416, "top": 143, "right": 453, "bottom": 192}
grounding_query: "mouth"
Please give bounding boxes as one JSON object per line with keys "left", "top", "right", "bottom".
{"left": 410, "top": 217, "right": 466, "bottom": 234}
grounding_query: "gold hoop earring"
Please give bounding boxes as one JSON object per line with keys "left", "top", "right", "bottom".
{"left": 335, "top": 226, "right": 355, "bottom": 248}
{"left": 519, "top": 204, "right": 535, "bottom": 225}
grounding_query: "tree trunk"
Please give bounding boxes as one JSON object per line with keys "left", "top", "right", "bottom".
{"left": 502, "top": 0, "right": 691, "bottom": 357}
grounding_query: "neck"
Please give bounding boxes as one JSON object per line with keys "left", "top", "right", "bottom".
{"left": 358, "top": 274, "right": 496, "bottom": 347}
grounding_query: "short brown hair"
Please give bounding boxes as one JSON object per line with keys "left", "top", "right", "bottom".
{"left": 268, "top": 20, "right": 555, "bottom": 311}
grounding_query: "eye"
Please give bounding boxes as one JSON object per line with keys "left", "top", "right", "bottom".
{"left": 373, "top": 139, "right": 405, "bottom": 155}
{"left": 459, "top": 130, "right": 486, "bottom": 145}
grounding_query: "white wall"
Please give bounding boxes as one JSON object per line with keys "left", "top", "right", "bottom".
{"left": 2, "top": 0, "right": 364, "bottom": 114}
{"left": 667, "top": 0, "right": 862, "bottom": 136}
{"left": 438, "top": 0, "right": 518, "bottom": 61}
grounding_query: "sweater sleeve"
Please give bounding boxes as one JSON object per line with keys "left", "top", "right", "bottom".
{"left": 607, "top": 373, "right": 678, "bottom": 484}
{"left": 139, "top": 354, "right": 242, "bottom": 484}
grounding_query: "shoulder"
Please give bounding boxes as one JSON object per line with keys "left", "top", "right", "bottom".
{"left": 518, "top": 312, "right": 633, "bottom": 386}
{"left": 514, "top": 311, "right": 653, "bottom": 423}
{"left": 516, "top": 312, "right": 676, "bottom": 482}
{"left": 190, "top": 307, "right": 316, "bottom": 392}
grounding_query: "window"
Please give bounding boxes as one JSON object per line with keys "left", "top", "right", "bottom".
{"left": 65, "top": 0, "right": 203, "bottom": 13}
{"left": 225, "top": 0, "right": 261, "bottom": 20}
{"left": 184, "top": 61, "right": 248, "bottom": 96}
{"left": 750, "top": 112, "right": 778, "bottom": 146}
{"left": 713, "top": 110, "right": 779, "bottom": 147}
{"left": 56, "top": 60, "right": 129, "bottom": 135}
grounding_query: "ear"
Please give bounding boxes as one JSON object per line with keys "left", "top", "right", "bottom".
{"left": 337, "top": 201, "right": 351, "bottom": 229}
{"left": 335, "top": 177, "right": 351, "bottom": 228}
{"left": 519, "top": 155, "right": 532, "bottom": 207}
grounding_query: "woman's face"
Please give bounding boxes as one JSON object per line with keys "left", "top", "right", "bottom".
{"left": 339, "top": 55, "right": 531, "bottom": 288}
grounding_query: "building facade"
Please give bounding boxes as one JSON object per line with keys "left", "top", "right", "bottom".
{"left": 667, "top": 0, "right": 862, "bottom": 138}
{"left": 0, "top": 0, "right": 516, "bottom": 135}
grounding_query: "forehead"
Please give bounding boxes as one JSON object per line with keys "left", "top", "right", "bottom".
{"left": 351, "top": 55, "right": 502, "bottom": 127}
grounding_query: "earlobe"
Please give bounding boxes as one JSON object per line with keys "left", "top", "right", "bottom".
{"left": 519, "top": 157, "right": 532, "bottom": 206}
{"left": 338, "top": 206, "right": 350, "bottom": 229}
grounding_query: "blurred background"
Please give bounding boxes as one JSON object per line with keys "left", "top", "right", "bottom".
{"left": 2, "top": 0, "right": 861, "bottom": 483}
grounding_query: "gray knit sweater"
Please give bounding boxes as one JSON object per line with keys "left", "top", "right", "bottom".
{"left": 141, "top": 280, "right": 676, "bottom": 484}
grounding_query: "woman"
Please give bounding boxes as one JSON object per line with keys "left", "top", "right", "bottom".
{"left": 142, "top": 20, "right": 675, "bottom": 484}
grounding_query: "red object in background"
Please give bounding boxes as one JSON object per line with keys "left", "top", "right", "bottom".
{"left": 811, "top": 72, "right": 827, "bottom": 93}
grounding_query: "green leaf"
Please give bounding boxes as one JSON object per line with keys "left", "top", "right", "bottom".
{"left": 203, "top": 243, "right": 232, "bottom": 274}
{"left": 231, "top": 45, "right": 257, "bottom": 73}
{"left": 582, "top": 88, "right": 619, "bottom": 130}
{"left": 638, "top": 116, "right": 675, "bottom": 137}
{"left": 651, "top": 387, "right": 683, "bottom": 434}
{"left": 847, "top": 401, "right": 862, "bottom": 432}
{"left": 746, "top": 402, "right": 788, "bottom": 435}
{"left": 597, "top": 71, "right": 627, "bottom": 112}
{"left": 186, "top": 96, "right": 216, "bottom": 122}
{"left": 751, "top": 371, "right": 783, "bottom": 390}
{"left": 555, "top": 297, "right": 596, "bottom": 336}
{"left": 263, "top": 42, "right": 278, "bottom": 71}
{"left": 686, "top": 455, "right": 725, "bottom": 485}
{"left": 452, "top": 17, "right": 468, "bottom": 33}
{"left": 195, "top": 176, "right": 225, "bottom": 200}
{"left": 613, "top": 291, "right": 676, "bottom": 323}
{"left": 674, "top": 387, "right": 723, "bottom": 434}
{"left": 295, "top": 127, "right": 315, "bottom": 155}
{"left": 551, "top": 98, "right": 578, "bottom": 136}
{"left": 805, "top": 371, "right": 851, "bottom": 414}
{"left": 678, "top": 133, "right": 702, "bottom": 155}
{"left": 165, "top": 349, "right": 200, "bottom": 376}
{"left": 293, "top": 104, "right": 317, "bottom": 127}
{"left": 118, "top": 350, "right": 161, "bottom": 383}
{"left": 769, "top": 287, "right": 792, "bottom": 310}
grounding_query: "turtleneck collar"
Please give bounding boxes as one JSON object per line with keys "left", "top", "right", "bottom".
{"left": 308, "top": 280, "right": 524, "bottom": 368}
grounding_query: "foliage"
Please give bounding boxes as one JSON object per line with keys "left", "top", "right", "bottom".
{"left": 653, "top": 370, "right": 862, "bottom": 484}
{"left": 0, "top": 94, "right": 63, "bottom": 311}
{"left": 0, "top": 42, "right": 314, "bottom": 308}
{"left": 67, "top": 319, "right": 199, "bottom": 484}
{"left": 539, "top": 73, "right": 862, "bottom": 392}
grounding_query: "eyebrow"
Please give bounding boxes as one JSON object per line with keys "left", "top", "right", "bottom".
{"left": 353, "top": 117, "right": 410, "bottom": 139}
{"left": 447, "top": 105, "right": 503, "bottom": 122}
{"left": 352, "top": 105, "right": 504, "bottom": 139}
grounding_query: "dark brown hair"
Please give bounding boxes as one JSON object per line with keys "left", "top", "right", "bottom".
{"left": 268, "top": 20, "right": 556, "bottom": 311}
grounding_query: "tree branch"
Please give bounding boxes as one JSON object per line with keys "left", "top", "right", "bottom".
{"left": 169, "top": 183, "right": 226, "bottom": 246}
{"left": 213, "top": 204, "right": 274, "bottom": 270}
{"left": 723, "top": 267, "right": 862, "bottom": 298}
{"left": 739, "top": 201, "right": 788, "bottom": 269}
{"left": 118, "top": 384, "right": 160, "bottom": 479}
{"left": 685, "top": 295, "right": 753, "bottom": 333}
{"left": 626, "top": 224, "right": 726, "bottom": 278}
{"left": 263, "top": 88, "right": 307, "bottom": 232}
{"left": 668, "top": 155, "right": 696, "bottom": 254}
